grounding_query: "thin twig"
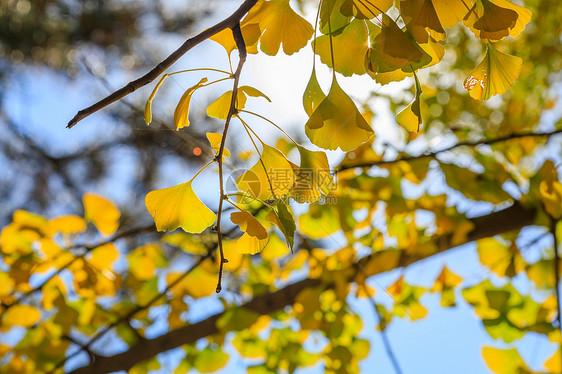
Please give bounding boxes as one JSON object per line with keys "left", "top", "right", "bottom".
{"left": 215, "top": 23, "right": 247, "bottom": 293}
{"left": 363, "top": 286, "right": 404, "bottom": 374}
{"left": 551, "top": 220, "right": 562, "bottom": 373}
{"left": 337, "top": 128, "right": 562, "bottom": 172}
{"left": 66, "top": 0, "right": 258, "bottom": 129}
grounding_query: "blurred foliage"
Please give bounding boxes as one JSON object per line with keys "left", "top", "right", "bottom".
{"left": 1, "top": 0, "right": 562, "bottom": 373}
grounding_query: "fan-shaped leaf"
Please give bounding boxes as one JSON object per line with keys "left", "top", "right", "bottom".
{"left": 145, "top": 181, "right": 216, "bottom": 233}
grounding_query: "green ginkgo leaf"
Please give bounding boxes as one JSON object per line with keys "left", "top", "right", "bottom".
{"left": 305, "top": 76, "right": 374, "bottom": 152}
{"left": 266, "top": 201, "right": 296, "bottom": 250}
{"left": 313, "top": 19, "right": 369, "bottom": 76}
{"left": 340, "top": 0, "right": 393, "bottom": 19}
{"left": 303, "top": 68, "right": 326, "bottom": 117}
{"left": 230, "top": 211, "right": 269, "bottom": 254}
{"left": 319, "top": 0, "right": 352, "bottom": 35}
{"left": 396, "top": 73, "right": 423, "bottom": 132}
{"left": 145, "top": 181, "right": 216, "bottom": 233}
{"left": 236, "top": 144, "right": 296, "bottom": 201}
{"left": 174, "top": 78, "right": 208, "bottom": 129}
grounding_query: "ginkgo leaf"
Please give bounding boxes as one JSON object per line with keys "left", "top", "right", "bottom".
{"left": 396, "top": 73, "right": 423, "bottom": 132}
{"left": 206, "top": 132, "right": 231, "bottom": 159}
{"left": 48, "top": 215, "right": 87, "bottom": 235}
{"left": 83, "top": 193, "right": 120, "bottom": 236}
{"left": 482, "top": 346, "right": 528, "bottom": 374}
{"left": 87, "top": 243, "right": 119, "bottom": 271}
{"left": 366, "top": 15, "right": 432, "bottom": 74}
{"left": 431, "top": 266, "right": 462, "bottom": 307}
{"left": 319, "top": 0, "right": 352, "bottom": 35}
{"left": 400, "top": 0, "right": 467, "bottom": 42}
{"left": 174, "top": 78, "right": 208, "bottom": 130}
{"left": 128, "top": 243, "right": 167, "bottom": 280}
{"left": 477, "top": 238, "right": 525, "bottom": 277}
{"left": 2, "top": 304, "right": 41, "bottom": 327}
{"left": 313, "top": 19, "right": 369, "bottom": 76}
{"left": 145, "top": 181, "right": 216, "bottom": 233}
{"left": 236, "top": 144, "right": 295, "bottom": 201}
{"left": 243, "top": 0, "right": 314, "bottom": 55}
{"left": 230, "top": 211, "right": 269, "bottom": 254}
{"left": 544, "top": 349, "right": 562, "bottom": 373}
{"left": 144, "top": 74, "right": 168, "bottom": 126}
{"left": 291, "top": 145, "right": 334, "bottom": 202}
{"left": 266, "top": 201, "right": 296, "bottom": 250}
{"left": 194, "top": 347, "right": 229, "bottom": 373}
{"left": 431, "top": 0, "right": 469, "bottom": 28}
{"left": 463, "top": 44, "right": 522, "bottom": 101}
{"left": 302, "top": 68, "right": 326, "bottom": 117}
{"left": 305, "top": 76, "right": 374, "bottom": 152}
{"left": 210, "top": 23, "right": 261, "bottom": 56}
{"left": 206, "top": 86, "right": 270, "bottom": 120}
{"left": 463, "top": 0, "right": 532, "bottom": 43}
{"left": 340, "top": 0, "right": 393, "bottom": 19}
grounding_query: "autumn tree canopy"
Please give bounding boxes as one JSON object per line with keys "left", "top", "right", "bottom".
{"left": 1, "top": 0, "right": 562, "bottom": 373}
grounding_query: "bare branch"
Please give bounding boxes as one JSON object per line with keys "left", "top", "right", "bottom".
{"left": 215, "top": 22, "right": 247, "bottom": 293}
{"left": 337, "top": 128, "right": 562, "bottom": 172}
{"left": 66, "top": 0, "right": 258, "bottom": 129}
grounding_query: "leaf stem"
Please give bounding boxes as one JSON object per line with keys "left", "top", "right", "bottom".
{"left": 239, "top": 109, "right": 299, "bottom": 145}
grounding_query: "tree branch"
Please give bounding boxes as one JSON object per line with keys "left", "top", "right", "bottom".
{"left": 337, "top": 128, "right": 562, "bottom": 172}
{"left": 66, "top": 0, "right": 258, "bottom": 129}
{"left": 215, "top": 22, "right": 247, "bottom": 293}
{"left": 67, "top": 203, "right": 537, "bottom": 374}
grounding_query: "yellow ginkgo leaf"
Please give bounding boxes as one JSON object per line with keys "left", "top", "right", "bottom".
{"left": 206, "top": 86, "right": 270, "bottom": 120}
{"left": 401, "top": 0, "right": 468, "bottom": 42}
{"left": 206, "top": 132, "right": 231, "bottom": 159}
{"left": 367, "top": 15, "right": 432, "bottom": 74}
{"left": 174, "top": 78, "right": 208, "bottom": 130}
{"left": 396, "top": 73, "right": 423, "bottom": 132}
{"left": 128, "top": 243, "right": 166, "bottom": 280}
{"left": 2, "top": 305, "right": 41, "bottom": 327}
{"left": 87, "top": 243, "right": 119, "bottom": 272}
{"left": 544, "top": 349, "right": 562, "bottom": 373}
{"left": 291, "top": 145, "right": 334, "bottom": 202}
{"left": 243, "top": 0, "right": 314, "bottom": 55}
{"left": 401, "top": 0, "right": 445, "bottom": 43}
{"left": 340, "top": 0, "right": 393, "bottom": 19}
{"left": 463, "top": 0, "right": 532, "bottom": 42}
{"left": 463, "top": 44, "right": 522, "bottom": 101}
{"left": 305, "top": 76, "right": 374, "bottom": 152}
{"left": 482, "top": 346, "right": 528, "bottom": 374}
{"left": 230, "top": 211, "right": 269, "bottom": 254}
{"left": 210, "top": 23, "right": 261, "bottom": 56}
{"left": 431, "top": 0, "right": 470, "bottom": 28}
{"left": 236, "top": 144, "right": 295, "bottom": 201}
{"left": 145, "top": 181, "right": 216, "bottom": 233}
{"left": 83, "top": 193, "right": 120, "bottom": 236}
{"left": 313, "top": 19, "right": 369, "bottom": 76}
{"left": 48, "top": 215, "right": 87, "bottom": 235}
{"left": 302, "top": 68, "right": 326, "bottom": 117}
{"left": 167, "top": 267, "right": 216, "bottom": 298}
